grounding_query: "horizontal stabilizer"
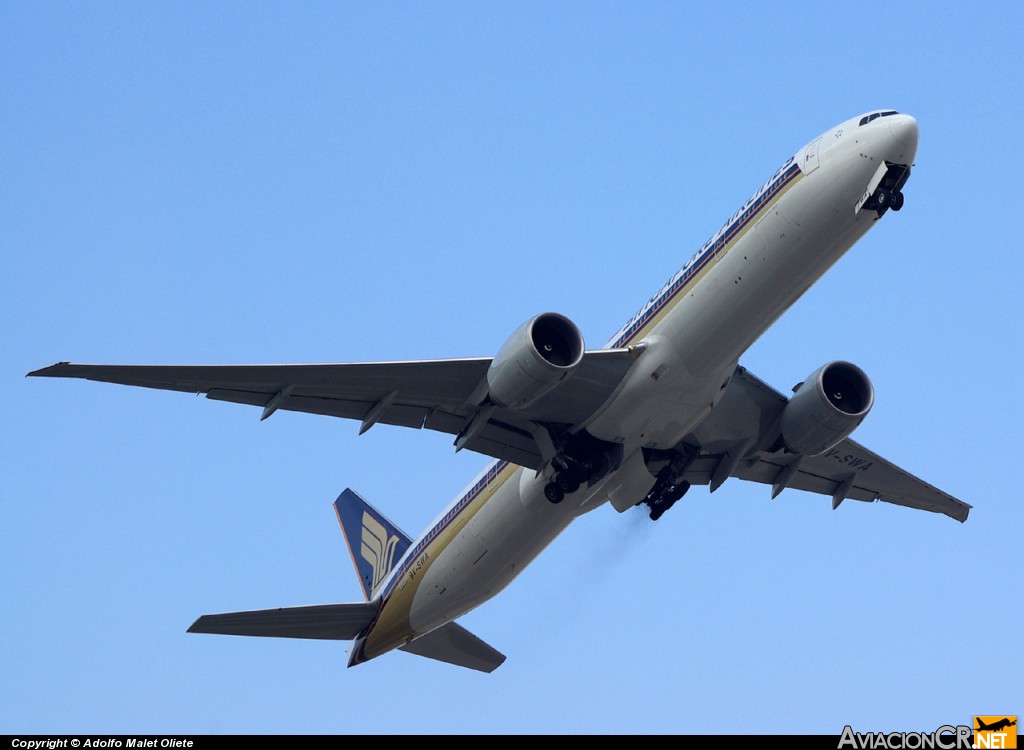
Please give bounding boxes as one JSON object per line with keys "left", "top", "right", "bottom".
{"left": 188, "top": 601, "right": 378, "bottom": 640}
{"left": 399, "top": 622, "right": 506, "bottom": 673}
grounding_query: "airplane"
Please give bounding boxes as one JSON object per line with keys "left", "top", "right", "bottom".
{"left": 976, "top": 718, "right": 1017, "bottom": 733}
{"left": 28, "top": 109, "right": 971, "bottom": 673}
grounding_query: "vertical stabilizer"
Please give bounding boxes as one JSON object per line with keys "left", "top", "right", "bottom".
{"left": 334, "top": 488, "right": 412, "bottom": 600}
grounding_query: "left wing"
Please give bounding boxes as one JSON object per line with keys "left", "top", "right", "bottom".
{"left": 27, "top": 353, "right": 637, "bottom": 469}
{"left": 680, "top": 367, "right": 970, "bottom": 522}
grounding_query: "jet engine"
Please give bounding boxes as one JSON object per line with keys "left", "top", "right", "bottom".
{"left": 487, "top": 312, "right": 584, "bottom": 409}
{"left": 779, "top": 361, "right": 874, "bottom": 455}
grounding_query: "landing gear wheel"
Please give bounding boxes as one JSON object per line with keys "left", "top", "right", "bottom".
{"left": 890, "top": 191, "right": 904, "bottom": 211}
{"left": 648, "top": 496, "right": 674, "bottom": 521}
{"left": 874, "top": 188, "right": 890, "bottom": 209}
{"left": 544, "top": 482, "right": 565, "bottom": 504}
{"left": 644, "top": 480, "right": 690, "bottom": 521}
{"left": 556, "top": 474, "right": 580, "bottom": 494}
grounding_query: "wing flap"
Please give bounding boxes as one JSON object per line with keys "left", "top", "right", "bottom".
{"left": 187, "top": 601, "right": 379, "bottom": 640}
{"left": 733, "top": 459, "right": 881, "bottom": 503}
{"left": 206, "top": 388, "right": 433, "bottom": 429}
{"left": 28, "top": 350, "right": 638, "bottom": 469}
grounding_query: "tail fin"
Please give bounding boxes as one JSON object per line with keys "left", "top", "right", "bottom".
{"left": 334, "top": 488, "right": 412, "bottom": 600}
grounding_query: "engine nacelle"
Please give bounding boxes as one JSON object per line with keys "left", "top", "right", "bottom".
{"left": 487, "top": 312, "right": 585, "bottom": 409}
{"left": 779, "top": 361, "right": 874, "bottom": 456}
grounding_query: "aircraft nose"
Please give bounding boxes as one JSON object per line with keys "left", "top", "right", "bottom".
{"left": 889, "top": 114, "right": 918, "bottom": 148}
{"left": 881, "top": 114, "right": 918, "bottom": 165}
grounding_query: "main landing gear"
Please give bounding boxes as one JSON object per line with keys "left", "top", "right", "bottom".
{"left": 640, "top": 447, "right": 696, "bottom": 520}
{"left": 542, "top": 432, "right": 624, "bottom": 505}
{"left": 542, "top": 460, "right": 595, "bottom": 504}
{"left": 646, "top": 480, "right": 690, "bottom": 521}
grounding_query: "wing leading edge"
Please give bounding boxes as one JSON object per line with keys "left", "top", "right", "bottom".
{"left": 27, "top": 351, "right": 637, "bottom": 469}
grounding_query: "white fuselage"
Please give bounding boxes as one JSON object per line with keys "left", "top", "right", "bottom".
{"left": 349, "top": 111, "right": 919, "bottom": 665}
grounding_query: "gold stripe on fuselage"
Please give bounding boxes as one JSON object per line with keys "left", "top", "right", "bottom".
{"left": 361, "top": 461, "right": 519, "bottom": 658}
{"left": 618, "top": 170, "right": 803, "bottom": 348}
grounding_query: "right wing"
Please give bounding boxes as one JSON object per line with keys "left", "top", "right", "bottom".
{"left": 680, "top": 366, "right": 970, "bottom": 522}
{"left": 679, "top": 437, "right": 970, "bottom": 522}
{"left": 28, "top": 351, "right": 638, "bottom": 469}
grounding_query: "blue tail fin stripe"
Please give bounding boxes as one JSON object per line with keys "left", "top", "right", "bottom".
{"left": 334, "top": 488, "right": 412, "bottom": 600}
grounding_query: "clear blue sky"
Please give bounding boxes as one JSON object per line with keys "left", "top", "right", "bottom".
{"left": 3, "top": 1, "right": 1021, "bottom": 734}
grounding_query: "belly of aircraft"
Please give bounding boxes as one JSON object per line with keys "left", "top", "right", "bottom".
{"left": 407, "top": 468, "right": 576, "bottom": 635}
{"left": 587, "top": 153, "right": 878, "bottom": 449}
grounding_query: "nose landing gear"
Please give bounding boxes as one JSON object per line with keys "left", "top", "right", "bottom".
{"left": 871, "top": 187, "right": 905, "bottom": 213}
{"left": 864, "top": 162, "right": 910, "bottom": 218}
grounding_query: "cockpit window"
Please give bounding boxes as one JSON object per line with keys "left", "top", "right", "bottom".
{"left": 859, "top": 110, "right": 900, "bottom": 126}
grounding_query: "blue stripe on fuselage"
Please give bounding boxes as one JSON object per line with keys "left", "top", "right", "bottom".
{"left": 607, "top": 160, "right": 801, "bottom": 349}
{"left": 379, "top": 459, "right": 510, "bottom": 602}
